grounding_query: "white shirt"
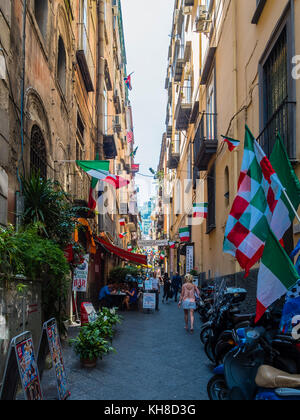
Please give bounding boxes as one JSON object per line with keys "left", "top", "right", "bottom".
{"left": 151, "top": 278, "right": 159, "bottom": 291}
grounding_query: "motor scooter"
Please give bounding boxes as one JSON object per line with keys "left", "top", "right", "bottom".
{"left": 207, "top": 327, "right": 300, "bottom": 400}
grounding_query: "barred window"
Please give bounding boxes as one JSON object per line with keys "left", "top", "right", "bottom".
{"left": 30, "top": 125, "right": 47, "bottom": 179}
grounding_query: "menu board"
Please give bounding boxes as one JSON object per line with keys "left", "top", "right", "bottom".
{"left": 45, "top": 320, "right": 70, "bottom": 401}
{"left": 143, "top": 293, "right": 156, "bottom": 310}
{"left": 144, "top": 280, "right": 153, "bottom": 291}
{"left": 15, "top": 338, "right": 43, "bottom": 400}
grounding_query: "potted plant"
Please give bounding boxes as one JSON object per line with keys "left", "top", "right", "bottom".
{"left": 69, "top": 324, "right": 115, "bottom": 368}
{"left": 93, "top": 307, "right": 123, "bottom": 341}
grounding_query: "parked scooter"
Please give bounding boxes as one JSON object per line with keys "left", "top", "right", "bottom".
{"left": 207, "top": 327, "right": 300, "bottom": 400}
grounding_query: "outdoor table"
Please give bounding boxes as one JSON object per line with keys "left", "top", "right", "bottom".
{"left": 110, "top": 292, "right": 126, "bottom": 310}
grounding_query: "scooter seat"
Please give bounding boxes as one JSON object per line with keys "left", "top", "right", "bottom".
{"left": 233, "top": 313, "right": 255, "bottom": 323}
{"left": 256, "top": 366, "right": 300, "bottom": 389}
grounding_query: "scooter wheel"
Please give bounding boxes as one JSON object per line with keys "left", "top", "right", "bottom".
{"left": 205, "top": 340, "right": 216, "bottom": 363}
{"left": 207, "top": 375, "right": 230, "bottom": 401}
{"left": 200, "top": 327, "right": 212, "bottom": 345}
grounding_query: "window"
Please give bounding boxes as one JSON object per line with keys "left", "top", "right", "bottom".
{"left": 206, "top": 164, "right": 216, "bottom": 234}
{"left": 259, "top": 24, "right": 295, "bottom": 157}
{"left": 206, "top": 73, "right": 216, "bottom": 140}
{"left": 34, "top": 0, "right": 48, "bottom": 39}
{"left": 30, "top": 125, "right": 47, "bottom": 179}
{"left": 57, "top": 37, "right": 67, "bottom": 95}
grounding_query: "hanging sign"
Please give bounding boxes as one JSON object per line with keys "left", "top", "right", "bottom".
{"left": 186, "top": 245, "right": 194, "bottom": 275}
{"left": 73, "top": 254, "right": 90, "bottom": 292}
{"left": 1, "top": 331, "right": 43, "bottom": 400}
{"left": 39, "top": 319, "right": 70, "bottom": 401}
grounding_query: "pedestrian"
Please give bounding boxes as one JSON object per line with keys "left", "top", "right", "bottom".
{"left": 172, "top": 272, "right": 182, "bottom": 303}
{"left": 151, "top": 271, "right": 160, "bottom": 311}
{"left": 162, "top": 273, "right": 171, "bottom": 303}
{"left": 178, "top": 274, "right": 200, "bottom": 333}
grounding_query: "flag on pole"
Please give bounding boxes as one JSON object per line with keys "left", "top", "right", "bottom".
{"left": 169, "top": 242, "right": 176, "bottom": 249}
{"left": 119, "top": 218, "right": 126, "bottom": 227}
{"left": 179, "top": 227, "right": 190, "bottom": 243}
{"left": 269, "top": 134, "right": 300, "bottom": 243}
{"left": 124, "top": 75, "right": 132, "bottom": 91}
{"left": 221, "top": 135, "right": 240, "bottom": 152}
{"left": 86, "top": 160, "right": 110, "bottom": 210}
{"left": 77, "top": 161, "right": 130, "bottom": 189}
{"left": 130, "top": 146, "right": 138, "bottom": 158}
{"left": 223, "top": 126, "right": 284, "bottom": 277}
{"left": 127, "top": 244, "right": 133, "bottom": 252}
{"left": 256, "top": 227, "right": 300, "bottom": 323}
{"left": 193, "top": 203, "right": 208, "bottom": 219}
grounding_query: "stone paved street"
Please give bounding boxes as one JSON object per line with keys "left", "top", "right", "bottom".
{"left": 44, "top": 299, "right": 212, "bottom": 401}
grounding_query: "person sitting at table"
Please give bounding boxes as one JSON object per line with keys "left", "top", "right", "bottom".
{"left": 98, "top": 283, "right": 114, "bottom": 308}
{"left": 123, "top": 283, "right": 138, "bottom": 311}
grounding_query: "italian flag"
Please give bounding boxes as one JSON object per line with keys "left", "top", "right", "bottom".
{"left": 179, "top": 227, "right": 190, "bottom": 242}
{"left": 221, "top": 135, "right": 240, "bottom": 152}
{"left": 256, "top": 228, "right": 299, "bottom": 323}
{"left": 119, "top": 232, "right": 128, "bottom": 239}
{"left": 169, "top": 242, "right": 176, "bottom": 249}
{"left": 77, "top": 160, "right": 130, "bottom": 189}
{"left": 160, "top": 252, "right": 165, "bottom": 260}
{"left": 193, "top": 203, "right": 208, "bottom": 219}
{"left": 127, "top": 244, "right": 133, "bottom": 252}
{"left": 269, "top": 135, "right": 300, "bottom": 244}
{"left": 119, "top": 218, "right": 126, "bottom": 227}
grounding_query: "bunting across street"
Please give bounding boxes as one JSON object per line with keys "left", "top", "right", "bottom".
{"left": 223, "top": 126, "right": 284, "bottom": 277}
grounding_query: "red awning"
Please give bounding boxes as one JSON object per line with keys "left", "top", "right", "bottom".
{"left": 96, "top": 237, "right": 147, "bottom": 266}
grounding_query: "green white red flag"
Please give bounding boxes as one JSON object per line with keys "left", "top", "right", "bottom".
{"left": 256, "top": 227, "right": 299, "bottom": 323}
{"left": 77, "top": 160, "right": 130, "bottom": 189}
{"left": 179, "top": 227, "right": 190, "bottom": 243}
{"left": 269, "top": 135, "right": 300, "bottom": 244}
{"left": 221, "top": 135, "right": 240, "bottom": 152}
{"left": 223, "top": 126, "right": 284, "bottom": 276}
{"left": 193, "top": 203, "right": 208, "bottom": 219}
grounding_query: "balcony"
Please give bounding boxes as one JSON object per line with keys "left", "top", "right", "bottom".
{"left": 114, "top": 90, "right": 122, "bottom": 115}
{"left": 175, "top": 86, "right": 193, "bottom": 131}
{"left": 167, "top": 141, "right": 180, "bottom": 170}
{"left": 76, "top": 23, "right": 95, "bottom": 92}
{"left": 173, "top": 41, "right": 185, "bottom": 83}
{"left": 194, "top": 113, "right": 218, "bottom": 171}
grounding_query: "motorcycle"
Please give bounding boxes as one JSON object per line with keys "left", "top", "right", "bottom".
{"left": 207, "top": 327, "right": 300, "bottom": 400}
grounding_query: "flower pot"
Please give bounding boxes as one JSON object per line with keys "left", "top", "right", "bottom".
{"left": 81, "top": 358, "right": 97, "bottom": 368}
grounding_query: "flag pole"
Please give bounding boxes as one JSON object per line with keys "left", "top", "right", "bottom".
{"left": 282, "top": 189, "right": 300, "bottom": 223}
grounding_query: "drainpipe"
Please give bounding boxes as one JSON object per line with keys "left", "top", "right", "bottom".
{"left": 96, "top": 0, "right": 105, "bottom": 160}
{"left": 17, "top": 0, "right": 27, "bottom": 193}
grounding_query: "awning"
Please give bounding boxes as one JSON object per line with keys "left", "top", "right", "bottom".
{"left": 96, "top": 237, "right": 148, "bottom": 266}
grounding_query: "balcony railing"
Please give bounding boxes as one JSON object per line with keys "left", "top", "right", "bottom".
{"left": 175, "top": 86, "right": 192, "bottom": 130}
{"left": 194, "top": 113, "right": 218, "bottom": 171}
{"left": 77, "top": 23, "right": 95, "bottom": 92}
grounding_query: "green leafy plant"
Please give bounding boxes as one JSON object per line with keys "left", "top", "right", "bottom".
{"left": 93, "top": 307, "right": 123, "bottom": 340}
{"left": 22, "top": 174, "right": 84, "bottom": 248}
{"left": 69, "top": 324, "right": 115, "bottom": 361}
{"left": 108, "top": 266, "right": 141, "bottom": 283}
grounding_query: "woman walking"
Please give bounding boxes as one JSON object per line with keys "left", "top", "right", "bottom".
{"left": 178, "top": 274, "right": 200, "bottom": 333}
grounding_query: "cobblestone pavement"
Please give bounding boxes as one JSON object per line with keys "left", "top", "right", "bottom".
{"left": 42, "top": 298, "right": 212, "bottom": 400}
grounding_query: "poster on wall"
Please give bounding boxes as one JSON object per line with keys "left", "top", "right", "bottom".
{"left": 186, "top": 245, "right": 194, "bottom": 275}
{"left": 15, "top": 335, "right": 43, "bottom": 400}
{"left": 73, "top": 254, "right": 90, "bottom": 292}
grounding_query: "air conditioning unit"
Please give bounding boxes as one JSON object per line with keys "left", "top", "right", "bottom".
{"left": 194, "top": 6, "right": 212, "bottom": 33}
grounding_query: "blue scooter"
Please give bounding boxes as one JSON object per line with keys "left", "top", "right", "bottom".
{"left": 207, "top": 327, "right": 300, "bottom": 400}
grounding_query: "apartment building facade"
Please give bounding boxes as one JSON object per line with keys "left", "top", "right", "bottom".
{"left": 159, "top": 0, "right": 300, "bottom": 288}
